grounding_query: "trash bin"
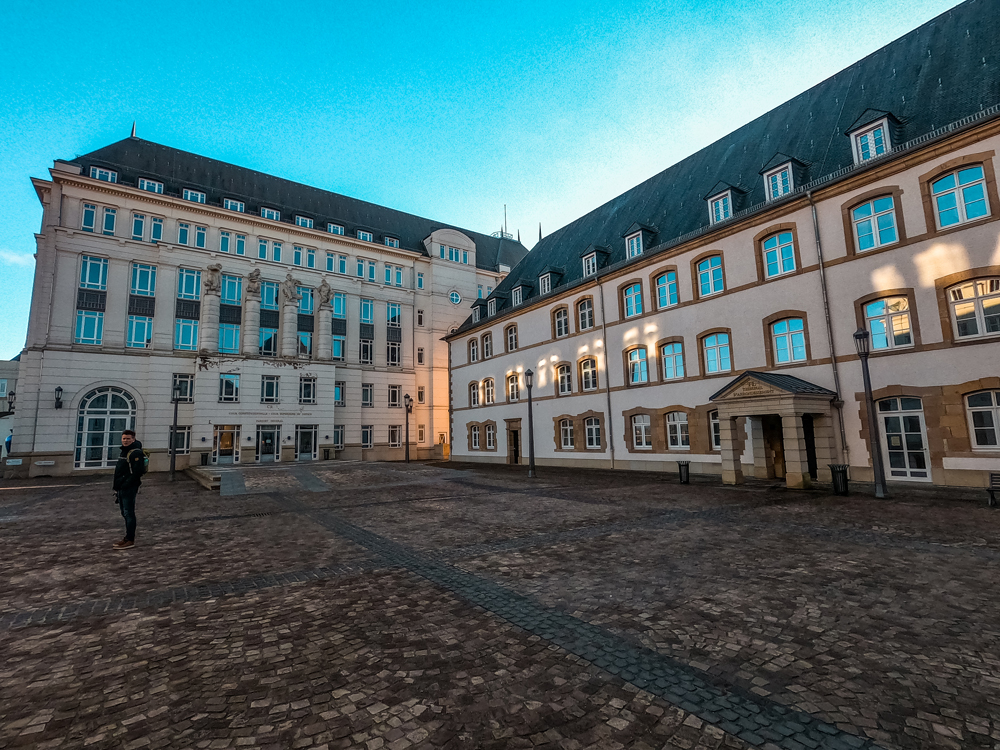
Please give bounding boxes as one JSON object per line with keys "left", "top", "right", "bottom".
{"left": 200, "top": 452, "right": 209, "bottom": 466}
{"left": 677, "top": 461, "right": 690, "bottom": 484}
{"left": 829, "top": 464, "right": 849, "bottom": 496}
{"left": 323, "top": 448, "right": 331, "bottom": 460}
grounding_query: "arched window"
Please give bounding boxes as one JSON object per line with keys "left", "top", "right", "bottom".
{"left": 632, "top": 415, "right": 652, "bottom": 449}
{"left": 560, "top": 419, "right": 575, "bottom": 449}
{"left": 660, "top": 342, "right": 684, "bottom": 380}
{"left": 627, "top": 348, "right": 648, "bottom": 384}
{"left": 507, "top": 374, "right": 520, "bottom": 401}
{"left": 483, "top": 379, "right": 495, "bottom": 405}
{"left": 469, "top": 383, "right": 480, "bottom": 407}
{"left": 581, "top": 358, "right": 598, "bottom": 391}
{"left": 702, "top": 333, "right": 731, "bottom": 373}
{"left": 482, "top": 333, "right": 493, "bottom": 358}
{"left": 623, "top": 283, "right": 643, "bottom": 318}
{"left": 468, "top": 338, "right": 478, "bottom": 363}
{"left": 471, "top": 425, "right": 480, "bottom": 450}
{"left": 762, "top": 232, "right": 795, "bottom": 277}
{"left": 932, "top": 165, "right": 989, "bottom": 228}
{"left": 966, "top": 390, "right": 1000, "bottom": 449}
{"left": 771, "top": 318, "right": 806, "bottom": 363}
{"left": 666, "top": 412, "right": 690, "bottom": 450}
{"left": 697, "top": 256, "right": 724, "bottom": 297}
{"left": 75, "top": 386, "right": 137, "bottom": 468}
{"left": 655, "top": 271, "right": 678, "bottom": 309}
{"left": 578, "top": 299, "right": 594, "bottom": 330}
{"left": 852, "top": 196, "right": 898, "bottom": 251}
{"left": 864, "top": 297, "right": 912, "bottom": 349}
{"left": 585, "top": 417, "right": 602, "bottom": 449}
{"left": 554, "top": 308, "right": 570, "bottom": 338}
{"left": 485, "top": 423, "right": 496, "bottom": 449}
{"left": 505, "top": 325, "right": 518, "bottom": 352}
{"left": 948, "top": 278, "right": 1000, "bottom": 339}
{"left": 557, "top": 364, "right": 572, "bottom": 395}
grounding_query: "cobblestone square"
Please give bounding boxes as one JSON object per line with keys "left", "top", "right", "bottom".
{"left": 1, "top": 462, "right": 998, "bottom": 750}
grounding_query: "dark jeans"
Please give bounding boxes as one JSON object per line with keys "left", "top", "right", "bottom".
{"left": 118, "top": 486, "right": 138, "bottom": 541}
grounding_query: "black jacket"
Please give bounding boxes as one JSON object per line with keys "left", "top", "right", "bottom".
{"left": 113, "top": 440, "right": 144, "bottom": 492}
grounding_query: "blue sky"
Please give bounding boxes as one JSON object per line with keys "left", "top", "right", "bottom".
{"left": 0, "top": 0, "right": 961, "bottom": 359}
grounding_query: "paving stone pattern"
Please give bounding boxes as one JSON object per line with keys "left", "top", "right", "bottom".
{"left": 1, "top": 463, "right": 998, "bottom": 749}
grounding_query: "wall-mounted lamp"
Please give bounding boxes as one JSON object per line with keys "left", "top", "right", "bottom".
{"left": 324, "top": 435, "right": 329, "bottom": 440}
{"left": 54, "top": 387, "right": 64, "bottom": 410}
{"left": 201, "top": 437, "right": 207, "bottom": 443}
{"left": 6, "top": 391, "right": 14, "bottom": 414}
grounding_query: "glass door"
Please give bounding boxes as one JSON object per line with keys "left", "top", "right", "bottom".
{"left": 256, "top": 425, "right": 279, "bottom": 462}
{"left": 295, "top": 424, "right": 317, "bottom": 461}
{"left": 878, "top": 398, "right": 931, "bottom": 482}
{"left": 213, "top": 425, "right": 241, "bottom": 464}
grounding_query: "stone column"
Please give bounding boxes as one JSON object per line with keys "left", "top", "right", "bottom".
{"left": 782, "top": 412, "right": 812, "bottom": 489}
{"left": 316, "top": 304, "right": 332, "bottom": 360}
{"left": 748, "top": 417, "right": 774, "bottom": 479}
{"left": 281, "top": 301, "right": 298, "bottom": 358}
{"left": 719, "top": 415, "right": 745, "bottom": 485}
{"left": 243, "top": 295, "right": 260, "bottom": 356}
{"left": 200, "top": 291, "right": 220, "bottom": 354}
{"left": 812, "top": 414, "right": 837, "bottom": 482}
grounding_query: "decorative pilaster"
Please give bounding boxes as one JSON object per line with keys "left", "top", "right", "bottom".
{"left": 316, "top": 307, "right": 332, "bottom": 360}
{"left": 243, "top": 270, "right": 262, "bottom": 357}
{"left": 719, "top": 416, "right": 745, "bottom": 485}
{"left": 280, "top": 273, "right": 301, "bottom": 358}
{"left": 200, "top": 264, "right": 222, "bottom": 354}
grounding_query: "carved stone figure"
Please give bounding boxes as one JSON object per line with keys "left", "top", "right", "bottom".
{"left": 317, "top": 277, "right": 333, "bottom": 306}
{"left": 204, "top": 263, "right": 222, "bottom": 293}
{"left": 280, "top": 273, "right": 301, "bottom": 304}
{"left": 246, "top": 268, "right": 262, "bottom": 296}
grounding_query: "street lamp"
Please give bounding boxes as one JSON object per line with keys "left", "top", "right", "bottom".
{"left": 524, "top": 369, "right": 536, "bottom": 479}
{"left": 853, "top": 328, "right": 889, "bottom": 499}
{"left": 54, "top": 387, "right": 63, "bottom": 409}
{"left": 403, "top": 393, "right": 413, "bottom": 463}
{"left": 169, "top": 383, "right": 182, "bottom": 482}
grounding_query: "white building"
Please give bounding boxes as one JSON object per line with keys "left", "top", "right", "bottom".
{"left": 0, "top": 356, "right": 18, "bottom": 460}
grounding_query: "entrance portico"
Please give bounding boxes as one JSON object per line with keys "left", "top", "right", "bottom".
{"left": 710, "top": 372, "right": 840, "bottom": 489}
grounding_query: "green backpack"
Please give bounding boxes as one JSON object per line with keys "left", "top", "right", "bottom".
{"left": 128, "top": 448, "right": 150, "bottom": 477}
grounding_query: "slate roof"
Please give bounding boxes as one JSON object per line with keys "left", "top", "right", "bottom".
{"left": 70, "top": 138, "right": 528, "bottom": 273}
{"left": 709, "top": 371, "right": 839, "bottom": 401}
{"left": 457, "top": 0, "right": 1000, "bottom": 332}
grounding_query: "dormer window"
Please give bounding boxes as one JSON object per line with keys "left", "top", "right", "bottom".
{"left": 138, "top": 178, "right": 163, "bottom": 194}
{"left": 224, "top": 198, "right": 244, "bottom": 212}
{"left": 626, "top": 233, "right": 642, "bottom": 258}
{"left": 854, "top": 120, "right": 888, "bottom": 163}
{"left": 472, "top": 308, "right": 480, "bottom": 323}
{"left": 357, "top": 230, "right": 373, "bottom": 242}
{"left": 708, "top": 192, "right": 732, "bottom": 225}
{"left": 764, "top": 165, "right": 792, "bottom": 200}
{"left": 385, "top": 237, "right": 399, "bottom": 248}
{"left": 327, "top": 223, "right": 344, "bottom": 235}
{"left": 183, "top": 189, "right": 206, "bottom": 204}
{"left": 488, "top": 299, "right": 497, "bottom": 316}
{"left": 512, "top": 287, "right": 523, "bottom": 306}
{"left": 539, "top": 274, "right": 551, "bottom": 294}
{"left": 583, "top": 253, "right": 597, "bottom": 277}
{"left": 295, "top": 216, "right": 314, "bottom": 229}
{"left": 260, "top": 207, "right": 280, "bottom": 221}
{"left": 90, "top": 167, "right": 117, "bottom": 183}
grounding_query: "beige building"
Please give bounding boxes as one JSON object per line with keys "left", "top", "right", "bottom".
{"left": 0, "top": 356, "right": 17, "bottom": 460}
{"left": 6, "top": 139, "right": 524, "bottom": 477}
{"left": 448, "top": 1, "right": 1000, "bottom": 489}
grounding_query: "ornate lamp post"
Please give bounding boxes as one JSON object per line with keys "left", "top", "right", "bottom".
{"left": 524, "top": 369, "right": 536, "bottom": 479}
{"left": 169, "top": 383, "right": 182, "bottom": 482}
{"left": 404, "top": 393, "right": 413, "bottom": 463}
{"left": 6, "top": 390, "right": 14, "bottom": 414}
{"left": 853, "top": 328, "right": 889, "bottom": 499}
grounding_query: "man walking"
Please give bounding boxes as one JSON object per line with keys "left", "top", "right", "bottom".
{"left": 112, "top": 429, "right": 145, "bottom": 550}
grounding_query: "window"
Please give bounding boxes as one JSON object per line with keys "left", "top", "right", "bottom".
{"left": 102, "top": 207, "right": 116, "bottom": 236}
{"left": 298, "top": 332, "right": 312, "bottom": 358}
{"left": 417, "top": 273, "right": 424, "bottom": 290}
{"left": 293, "top": 246, "right": 303, "bottom": 266}
{"left": 360, "top": 298, "right": 373, "bottom": 324}
{"left": 299, "top": 377, "right": 316, "bottom": 404}
{"left": 219, "top": 374, "right": 240, "bottom": 402}
{"left": 178, "top": 223, "right": 191, "bottom": 245}
{"left": 878, "top": 397, "right": 930, "bottom": 480}
{"left": 260, "top": 207, "right": 280, "bottom": 221}
{"left": 483, "top": 379, "right": 495, "bottom": 404}
{"left": 175, "top": 319, "right": 199, "bottom": 351}
{"left": 183, "top": 189, "right": 206, "bottom": 203}
{"left": 470, "top": 382, "right": 480, "bottom": 407}
{"left": 703, "top": 333, "right": 732, "bottom": 373}
{"left": 483, "top": 334, "right": 493, "bottom": 358}
{"left": 220, "top": 231, "right": 232, "bottom": 253}
{"left": 272, "top": 242, "right": 282, "bottom": 262}
{"left": 865, "top": 297, "right": 912, "bottom": 349}
{"left": 416, "top": 309, "right": 424, "bottom": 326}
{"left": 172, "top": 374, "right": 194, "bottom": 402}
{"left": 385, "top": 237, "right": 399, "bottom": 248}
{"left": 0, "top": 379, "right": 5, "bottom": 398}
{"left": 361, "top": 384, "right": 374, "bottom": 407}
{"left": 583, "top": 253, "right": 597, "bottom": 277}
{"left": 333, "top": 335, "right": 345, "bottom": 360}
{"left": 388, "top": 384, "right": 402, "bottom": 408}
{"left": 82, "top": 203, "right": 96, "bottom": 232}
{"left": 224, "top": 198, "right": 244, "bottom": 212}
{"left": 75, "top": 311, "right": 104, "bottom": 345}
{"left": 765, "top": 166, "right": 792, "bottom": 200}
{"left": 624, "top": 283, "right": 643, "bottom": 318}
{"left": 222, "top": 275, "right": 242, "bottom": 305}
{"left": 327, "top": 252, "right": 337, "bottom": 272}
{"left": 357, "top": 230, "right": 373, "bottom": 242}
{"left": 259, "top": 328, "right": 278, "bottom": 356}
{"left": 539, "top": 274, "right": 551, "bottom": 294}
{"left": 697, "top": 256, "right": 724, "bottom": 296}
{"left": 632, "top": 415, "right": 652, "bottom": 449}
{"left": 488, "top": 299, "right": 497, "bottom": 316}
{"left": 151, "top": 218, "right": 163, "bottom": 243}
{"left": 131, "top": 213, "right": 145, "bottom": 240}
{"left": 557, "top": 364, "right": 572, "bottom": 395}
{"left": 472, "top": 308, "right": 480, "bottom": 323}
{"left": 306, "top": 249, "right": 316, "bottom": 269}
{"left": 236, "top": 234, "right": 246, "bottom": 256}
{"left": 626, "top": 233, "right": 642, "bottom": 258}
{"left": 471, "top": 425, "right": 481, "bottom": 450}
{"left": 219, "top": 324, "right": 241, "bottom": 354}
{"left": 127, "top": 316, "right": 153, "bottom": 348}
{"left": 360, "top": 340, "right": 373, "bottom": 364}
{"left": 417, "top": 386, "right": 425, "bottom": 404}
{"left": 628, "top": 349, "right": 648, "bottom": 385}
{"left": 932, "top": 165, "right": 989, "bottom": 228}
{"left": 512, "top": 287, "right": 523, "bottom": 306}
{"left": 772, "top": 318, "right": 806, "bottom": 363}
{"left": 80, "top": 256, "right": 109, "bottom": 290}
{"left": 169, "top": 426, "right": 191, "bottom": 455}
{"left": 478, "top": 285, "right": 484, "bottom": 299}
{"left": 336, "top": 255, "right": 347, "bottom": 274}
{"left": 387, "top": 303, "right": 401, "bottom": 327}
{"left": 853, "top": 196, "right": 898, "bottom": 251}
{"left": 854, "top": 123, "right": 887, "bottom": 163}
{"left": 334, "top": 381, "right": 346, "bottom": 406}
{"left": 560, "top": 419, "right": 574, "bottom": 449}
{"left": 507, "top": 374, "right": 519, "bottom": 401}
{"left": 328, "top": 223, "right": 344, "bottom": 235}
{"left": 506, "top": 325, "right": 518, "bottom": 351}
{"left": 710, "top": 411, "right": 721, "bottom": 450}
{"left": 709, "top": 192, "right": 731, "bottom": 224}
{"left": 260, "top": 282, "right": 279, "bottom": 311}
{"left": 333, "top": 425, "right": 345, "bottom": 449}
{"left": 258, "top": 240, "right": 268, "bottom": 260}
{"left": 331, "top": 293, "right": 346, "bottom": 319}
{"left": 298, "top": 287, "right": 314, "bottom": 314}
{"left": 418, "top": 424, "right": 426, "bottom": 443}
{"left": 661, "top": 342, "right": 684, "bottom": 379}
{"left": 195, "top": 226, "right": 207, "bottom": 249}
{"left": 763, "top": 232, "right": 795, "bottom": 277}
{"left": 90, "top": 166, "right": 117, "bottom": 183}
{"left": 949, "top": 278, "right": 1000, "bottom": 339}
{"left": 666, "top": 412, "right": 690, "bottom": 449}
{"left": 387, "top": 342, "right": 401, "bottom": 366}
{"left": 578, "top": 299, "right": 594, "bottom": 330}
{"left": 295, "top": 216, "right": 314, "bottom": 229}
{"left": 966, "top": 390, "right": 1000, "bottom": 449}
{"left": 554, "top": 309, "right": 569, "bottom": 338}
{"left": 585, "top": 417, "right": 602, "bottom": 449}
{"left": 485, "top": 424, "right": 496, "bottom": 450}
{"left": 361, "top": 425, "right": 373, "bottom": 449}
{"left": 581, "top": 358, "right": 598, "bottom": 391}
{"left": 261, "top": 375, "right": 280, "bottom": 403}
{"left": 655, "top": 272, "right": 678, "bottom": 309}
{"left": 417, "top": 347, "right": 424, "bottom": 365}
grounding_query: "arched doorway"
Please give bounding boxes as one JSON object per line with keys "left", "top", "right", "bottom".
{"left": 75, "top": 387, "right": 137, "bottom": 468}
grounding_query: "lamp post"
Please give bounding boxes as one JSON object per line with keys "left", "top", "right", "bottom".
{"left": 404, "top": 393, "right": 413, "bottom": 463}
{"left": 524, "top": 369, "right": 536, "bottom": 479}
{"left": 169, "top": 384, "right": 182, "bottom": 482}
{"left": 853, "top": 328, "right": 889, "bottom": 499}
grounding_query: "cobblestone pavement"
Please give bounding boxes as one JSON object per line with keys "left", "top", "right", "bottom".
{"left": 1, "top": 464, "right": 998, "bottom": 749}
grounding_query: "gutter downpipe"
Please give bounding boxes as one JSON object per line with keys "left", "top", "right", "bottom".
{"left": 597, "top": 281, "right": 616, "bottom": 469}
{"left": 807, "top": 191, "right": 850, "bottom": 468}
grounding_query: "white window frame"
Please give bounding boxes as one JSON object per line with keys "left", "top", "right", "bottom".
{"left": 357, "top": 230, "right": 373, "bottom": 242}
{"left": 583, "top": 253, "right": 597, "bottom": 277}
{"left": 852, "top": 196, "right": 899, "bottom": 251}
{"left": 224, "top": 198, "right": 244, "bottom": 212}
{"left": 126, "top": 315, "right": 153, "bottom": 349}
{"left": 299, "top": 377, "right": 317, "bottom": 405}
{"left": 469, "top": 339, "right": 478, "bottom": 363}
{"left": 361, "top": 425, "right": 373, "bottom": 449}
{"left": 764, "top": 164, "right": 793, "bottom": 201}
{"left": 656, "top": 272, "right": 678, "bottom": 309}
{"left": 878, "top": 397, "right": 931, "bottom": 481}
{"left": 488, "top": 299, "right": 497, "bottom": 316}
{"left": 482, "top": 334, "right": 493, "bottom": 359}
{"left": 89, "top": 166, "right": 117, "bottom": 183}
{"left": 628, "top": 348, "right": 648, "bottom": 385}
{"left": 174, "top": 319, "right": 199, "bottom": 351}
{"left": 75, "top": 310, "right": 104, "bottom": 345}
{"left": 772, "top": 318, "right": 807, "bottom": 363}
{"left": 624, "top": 283, "right": 642, "bottom": 318}
{"left": 328, "top": 223, "right": 344, "bottom": 235}
{"left": 130, "top": 263, "right": 156, "bottom": 296}
{"left": 183, "top": 188, "right": 206, "bottom": 204}
{"left": 932, "top": 165, "right": 990, "bottom": 229}
{"left": 948, "top": 278, "right": 1000, "bottom": 340}
{"left": 632, "top": 414, "right": 652, "bottom": 450}
{"left": 708, "top": 191, "right": 731, "bottom": 225}
{"left": 581, "top": 358, "right": 598, "bottom": 391}
{"left": 506, "top": 325, "right": 518, "bottom": 352}
{"left": 138, "top": 178, "right": 163, "bottom": 194}
{"left": 554, "top": 309, "right": 569, "bottom": 338}
{"left": 483, "top": 379, "right": 495, "bottom": 405}
{"left": 626, "top": 232, "right": 642, "bottom": 258}
{"left": 865, "top": 297, "right": 913, "bottom": 350}
{"left": 560, "top": 419, "right": 574, "bottom": 449}
{"left": 471, "top": 425, "right": 480, "bottom": 450}
{"left": 852, "top": 119, "right": 889, "bottom": 164}
{"left": 512, "top": 287, "right": 523, "bottom": 306}
{"left": 385, "top": 237, "right": 399, "bottom": 248}
{"left": 660, "top": 342, "right": 684, "bottom": 380}
{"left": 219, "top": 374, "right": 240, "bottom": 402}
{"left": 557, "top": 364, "right": 572, "bottom": 395}
{"left": 295, "top": 216, "right": 314, "bottom": 229}
{"left": 470, "top": 383, "right": 480, "bottom": 407}
{"left": 219, "top": 323, "right": 241, "bottom": 354}
{"left": 703, "top": 333, "right": 732, "bottom": 373}
{"left": 666, "top": 411, "right": 690, "bottom": 450}
{"left": 578, "top": 299, "right": 594, "bottom": 330}
{"left": 697, "top": 256, "right": 724, "bottom": 297}
{"left": 585, "top": 417, "right": 601, "bottom": 450}
{"left": 260, "top": 207, "right": 280, "bottom": 221}
{"left": 710, "top": 411, "right": 721, "bottom": 450}
{"left": 507, "top": 374, "right": 519, "bottom": 402}
{"left": 361, "top": 384, "right": 374, "bottom": 408}
{"left": 261, "top": 375, "right": 280, "bottom": 404}
{"left": 485, "top": 424, "right": 496, "bottom": 450}
{"left": 966, "top": 390, "right": 1000, "bottom": 451}
{"left": 763, "top": 232, "right": 796, "bottom": 278}
{"left": 539, "top": 274, "right": 551, "bottom": 294}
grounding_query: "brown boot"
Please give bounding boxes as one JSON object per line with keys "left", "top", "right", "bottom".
{"left": 113, "top": 539, "right": 134, "bottom": 550}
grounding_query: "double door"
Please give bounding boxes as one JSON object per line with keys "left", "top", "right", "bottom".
{"left": 213, "top": 425, "right": 240, "bottom": 464}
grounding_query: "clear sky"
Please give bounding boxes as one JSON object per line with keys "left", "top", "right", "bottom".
{"left": 0, "top": 0, "right": 962, "bottom": 359}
